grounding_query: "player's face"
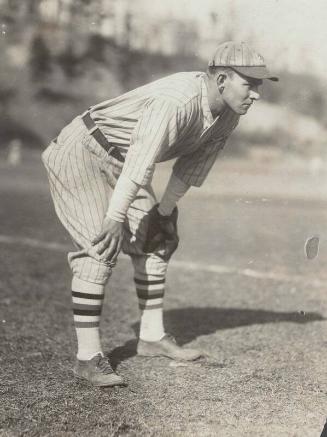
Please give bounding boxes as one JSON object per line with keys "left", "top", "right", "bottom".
{"left": 221, "top": 72, "right": 262, "bottom": 115}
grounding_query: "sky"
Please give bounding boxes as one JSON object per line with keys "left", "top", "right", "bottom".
{"left": 137, "top": 0, "right": 327, "bottom": 78}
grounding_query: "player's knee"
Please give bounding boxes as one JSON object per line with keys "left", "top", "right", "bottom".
{"left": 131, "top": 251, "right": 169, "bottom": 277}
{"left": 68, "top": 254, "right": 113, "bottom": 285}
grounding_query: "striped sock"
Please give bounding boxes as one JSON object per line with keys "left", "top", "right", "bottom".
{"left": 135, "top": 274, "right": 165, "bottom": 342}
{"left": 72, "top": 276, "right": 104, "bottom": 360}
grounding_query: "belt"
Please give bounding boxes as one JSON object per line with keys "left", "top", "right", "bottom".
{"left": 81, "top": 112, "right": 125, "bottom": 163}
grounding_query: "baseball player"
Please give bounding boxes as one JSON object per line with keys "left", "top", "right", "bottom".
{"left": 42, "top": 41, "right": 278, "bottom": 387}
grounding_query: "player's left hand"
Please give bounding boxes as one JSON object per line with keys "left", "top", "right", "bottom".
{"left": 91, "top": 217, "right": 124, "bottom": 264}
{"left": 143, "top": 205, "right": 179, "bottom": 260}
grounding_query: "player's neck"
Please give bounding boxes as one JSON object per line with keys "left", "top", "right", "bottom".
{"left": 205, "top": 75, "right": 226, "bottom": 118}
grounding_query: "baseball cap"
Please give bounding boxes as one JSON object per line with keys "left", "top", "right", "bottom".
{"left": 208, "top": 41, "right": 279, "bottom": 82}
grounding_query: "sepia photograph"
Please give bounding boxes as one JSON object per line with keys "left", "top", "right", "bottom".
{"left": 1, "top": 0, "right": 327, "bottom": 435}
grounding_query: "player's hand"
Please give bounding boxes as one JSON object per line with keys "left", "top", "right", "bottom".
{"left": 91, "top": 217, "right": 124, "bottom": 263}
{"left": 143, "top": 205, "right": 179, "bottom": 260}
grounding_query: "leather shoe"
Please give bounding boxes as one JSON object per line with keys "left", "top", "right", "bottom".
{"left": 137, "top": 334, "right": 202, "bottom": 361}
{"left": 73, "top": 353, "right": 126, "bottom": 387}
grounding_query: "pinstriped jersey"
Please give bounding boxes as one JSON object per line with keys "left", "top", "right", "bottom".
{"left": 89, "top": 72, "right": 240, "bottom": 187}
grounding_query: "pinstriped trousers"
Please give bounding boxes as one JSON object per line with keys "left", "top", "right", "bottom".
{"left": 41, "top": 116, "right": 168, "bottom": 285}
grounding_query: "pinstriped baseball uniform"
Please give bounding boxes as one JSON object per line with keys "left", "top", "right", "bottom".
{"left": 90, "top": 72, "right": 239, "bottom": 187}
{"left": 42, "top": 72, "right": 240, "bottom": 284}
{"left": 40, "top": 40, "right": 278, "bottom": 373}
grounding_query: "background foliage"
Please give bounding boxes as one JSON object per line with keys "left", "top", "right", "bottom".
{"left": 1, "top": 0, "right": 326, "bottom": 157}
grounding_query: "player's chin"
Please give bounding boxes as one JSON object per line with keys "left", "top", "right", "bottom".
{"left": 230, "top": 105, "right": 251, "bottom": 115}
{"left": 238, "top": 104, "right": 252, "bottom": 115}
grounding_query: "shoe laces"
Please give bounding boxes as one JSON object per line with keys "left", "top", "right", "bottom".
{"left": 95, "top": 355, "right": 114, "bottom": 374}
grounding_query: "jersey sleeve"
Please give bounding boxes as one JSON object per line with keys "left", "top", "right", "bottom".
{"left": 172, "top": 137, "right": 227, "bottom": 187}
{"left": 121, "top": 97, "right": 186, "bottom": 186}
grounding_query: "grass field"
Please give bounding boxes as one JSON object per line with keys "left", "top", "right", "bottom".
{"left": 1, "top": 151, "right": 327, "bottom": 436}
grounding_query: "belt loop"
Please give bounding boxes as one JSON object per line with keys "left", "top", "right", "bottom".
{"left": 88, "top": 125, "right": 98, "bottom": 135}
{"left": 107, "top": 146, "right": 114, "bottom": 155}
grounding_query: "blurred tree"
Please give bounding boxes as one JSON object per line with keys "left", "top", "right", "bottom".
{"left": 6, "top": 0, "right": 21, "bottom": 14}
{"left": 307, "top": 90, "right": 325, "bottom": 121}
{"left": 174, "top": 21, "right": 199, "bottom": 56}
{"left": 224, "top": 0, "right": 236, "bottom": 40}
{"left": 57, "top": 43, "right": 81, "bottom": 78}
{"left": 210, "top": 11, "right": 218, "bottom": 25}
{"left": 263, "top": 71, "right": 327, "bottom": 122}
{"left": 124, "top": 9, "right": 133, "bottom": 49}
{"left": 0, "top": 86, "right": 16, "bottom": 117}
{"left": 29, "top": 34, "right": 52, "bottom": 79}
{"left": 28, "top": 0, "right": 41, "bottom": 15}
{"left": 87, "top": 34, "right": 107, "bottom": 63}
{"left": 1, "top": 0, "right": 41, "bottom": 23}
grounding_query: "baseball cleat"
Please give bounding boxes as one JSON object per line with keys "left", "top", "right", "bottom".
{"left": 304, "top": 235, "right": 320, "bottom": 260}
{"left": 137, "top": 334, "right": 202, "bottom": 361}
{"left": 73, "top": 353, "right": 126, "bottom": 387}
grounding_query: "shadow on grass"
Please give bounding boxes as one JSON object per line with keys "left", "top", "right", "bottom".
{"left": 163, "top": 307, "right": 325, "bottom": 345}
{"left": 108, "top": 306, "right": 325, "bottom": 369}
{"left": 109, "top": 339, "right": 138, "bottom": 370}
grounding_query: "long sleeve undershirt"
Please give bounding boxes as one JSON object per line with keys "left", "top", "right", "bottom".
{"left": 158, "top": 173, "right": 190, "bottom": 216}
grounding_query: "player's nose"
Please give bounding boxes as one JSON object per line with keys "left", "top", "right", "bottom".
{"left": 250, "top": 87, "right": 260, "bottom": 101}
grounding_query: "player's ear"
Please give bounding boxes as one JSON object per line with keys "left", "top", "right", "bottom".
{"left": 216, "top": 73, "right": 227, "bottom": 93}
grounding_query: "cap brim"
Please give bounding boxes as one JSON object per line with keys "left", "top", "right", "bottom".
{"left": 232, "top": 66, "right": 279, "bottom": 82}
